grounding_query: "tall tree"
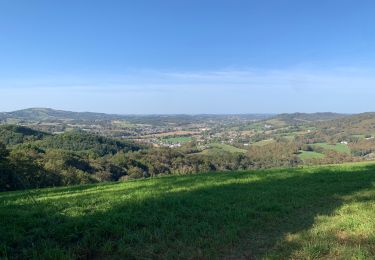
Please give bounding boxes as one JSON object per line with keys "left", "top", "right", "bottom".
{"left": 0, "top": 142, "right": 13, "bottom": 191}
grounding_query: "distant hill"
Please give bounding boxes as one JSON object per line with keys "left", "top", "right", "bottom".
{"left": 2, "top": 108, "right": 349, "bottom": 125}
{"left": 0, "top": 108, "right": 272, "bottom": 125}
{"left": 273, "top": 112, "right": 348, "bottom": 122}
{"left": 4, "top": 108, "right": 375, "bottom": 134}
{"left": 317, "top": 112, "right": 375, "bottom": 134}
{"left": 0, "top": 108, "right": 122, "bottom": 122}
{"left": 260, "top": 112, "right": 349, "bottom": 127}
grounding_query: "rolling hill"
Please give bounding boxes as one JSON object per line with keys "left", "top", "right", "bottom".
{"left": 264, "top": 112, "right": 348, "bottom": 126}
{"left": 276, "top": 112, "right": 347, "bottom": 121}
{"left": 0, "top": 108, "right": 272, "bottom": 124}
{"left": 0, "top": 108, "right": 121, "bottom": 122}
{"left": 2, "top": 162, "right": 375, "bottom": 259}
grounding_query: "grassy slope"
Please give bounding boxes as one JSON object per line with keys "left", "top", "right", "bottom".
{"left": 298, "top": 150, "right": 325, "bottom": 161}
{"left": 2, "top": 162, "right": 375, "bottom": 259}
{"left": 162, "top": 136, "right": 193, "bottom": 143}
{"left": 252, "top": 139, "right": 275, "bottom": 146}
{"left": 200, "top": 143, "right": 247, "bottom": 155}
{"left": 313, "top": 143, "right": 351, "bottom": 154}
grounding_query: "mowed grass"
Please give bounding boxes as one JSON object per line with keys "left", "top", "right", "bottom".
{"left": 313, "top": 143, "right": 351, "bottom": 154}
{"left": 2, "top": 162, "right": 375, "bottom": 259}
{"left": 298, "top": 151, "right": 325, "bottom": 161}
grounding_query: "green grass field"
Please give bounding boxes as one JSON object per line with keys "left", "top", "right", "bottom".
{"left": 162, "top": 136, "right": 192, "bottom": 143}
{"left": 298, "top": 150, "right": 325, "bottom": 161}
{"left": 252, "top": 139, "right": 275, "bottom": 146}
{"left": 313, "top": 143, "right": 351, "bottom": 154}
{"left": 200, "top": 143, "right": 247, "bottom": 154}
{"left": 2, "top": 162, "right": 375, "bottom": 259}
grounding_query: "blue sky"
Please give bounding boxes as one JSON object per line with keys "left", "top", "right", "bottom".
{"left": 1, "top": 0, "right": 375, "bottom": 114}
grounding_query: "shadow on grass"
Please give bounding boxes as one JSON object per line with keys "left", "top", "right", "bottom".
{"left": 2, "top": 164, "right": 375, "bottom": 259}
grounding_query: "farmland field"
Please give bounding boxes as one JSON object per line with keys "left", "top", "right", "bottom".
{"left": 200, "top": 143, "right": 247, "bottom": 154}
{"left": 162, "top": 136, "right": 193, "bottom": 143}
{"left": 313, "top": 143, "right": 351, "bottom": 154}
{"left": 252, "top": 139, "right": 275, "bottom": 146}
{"left": 298, "top": 150, "right": 325, "bottom": 161}
{"left": 2, "top": 162, "right": 375, "bottom": 259}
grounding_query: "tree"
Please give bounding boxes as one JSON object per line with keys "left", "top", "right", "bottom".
{"left": 127, "top": 167, "right": 145, "bottom": 179}
{"left": 0, "top": 142, "right": 14, "bottom": 191}
{"left": 9, "top": 147, "right": 61, "bottom": 189}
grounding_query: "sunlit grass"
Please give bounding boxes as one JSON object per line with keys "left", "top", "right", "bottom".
{"left": 313, "top": 142, "right": 351, "bottom": 154}
{"left": 162, "top": 136, "right": 193, "bottom": 143}
{"left": 1, "top": 162, "right": 375, "bottom": 259}
{"left": 199, "top": 143, "right": 247, "bottom": 155}
{"left": 298, "top": 150, "right": 325, "bottom": 161}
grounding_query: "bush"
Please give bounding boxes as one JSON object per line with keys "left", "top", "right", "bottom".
{"left": 128, "top": 167, "right": 145, "bottom": 179}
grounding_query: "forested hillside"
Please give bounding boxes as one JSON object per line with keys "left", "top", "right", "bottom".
{"left": 0, "top": 127, "right": 145, "bottom": 191}
{"left": 0, "top": 125, "right": 48, "bottom": 145}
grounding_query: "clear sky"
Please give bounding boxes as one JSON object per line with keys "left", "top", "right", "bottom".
{"left": 1, "top": 0, "right": 375, "bottom": 114}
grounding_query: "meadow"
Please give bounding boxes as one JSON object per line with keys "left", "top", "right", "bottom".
{"left": 252, "top": 139, "right": 275, "bottom": 146}
{"left": 2, "top": 162, "right": 375, "bottom": 259}
{"left": 298, "top": 150, "right": 325, "bottom": 161}
{"left": 313, "top": 143, "right": 351, "bottom": 154}
{"left": 162, "top": 136, "right": 193, "bottom": 143}
{"left": 200, "top": 143, "right": 247, "bottom": 155}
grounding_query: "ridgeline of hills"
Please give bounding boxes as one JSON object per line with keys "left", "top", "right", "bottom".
{"left": 268, "top": 112, "right": 348, "bottom": 124}
{"left": 0, "top": 108, "right": 364, "bottom": 130}
{"left": 0, "top": 108, "right": 357, "bottom": 128}
{"left": 0, "top": 107, "right": 121, "bottom": 121}
{"left": 0, "top": 108, "right": 271, "bottom": 124}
